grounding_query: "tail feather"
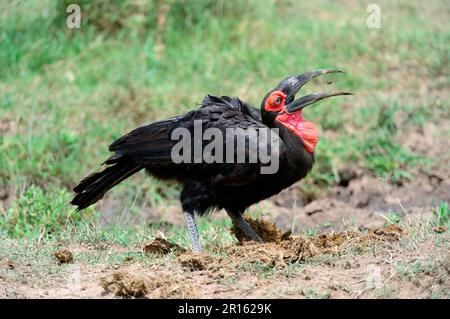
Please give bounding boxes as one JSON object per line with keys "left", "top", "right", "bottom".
{"left": 71, "top": 161, "right": 142, "bottom": 211}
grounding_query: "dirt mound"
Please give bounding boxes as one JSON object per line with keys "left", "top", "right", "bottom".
{"left": 227, "top": 232, "right": 356, "bottom": 267}
{"left": 100, "top": 271, "right": 147, "bottom": 298}
{"left": 366, "top": 224, "right": 404, "bottom": 241}
{"left": 231, "top": 217, "right": 291, "bottom": 244}
{"left": 224, "top": 218, "right": 405, "bottom": 267}
{"left": 147, "top": 275, "right": 200, "bottom": 298}
{"left": 150, "top": 218, "right": 407, "bottom": 272}
{"left": 178, "top": 253, "right": 215, "bottom": 271}
{"left": 100, "top": 270, "right": 199, "bottom": 298}
{"left": 143, "top": 238, "right": 185, "bottom": 255}
{"left": 158, "top": 281, "right": 200, "bottom": 298}
{"left": 54, "top": 249, "right": 73, "bottom": 264}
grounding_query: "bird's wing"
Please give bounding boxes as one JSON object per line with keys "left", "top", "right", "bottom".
{"left": 106, "top": 113, "right": 190, "bottom": 164}
{"left": 192, "top": 103, "right": 286, "bottom": 186}
{"left": 202, "top": 95, "right": 262, "bottom": 122}
{"left": 108, "top": 95, "right": 261, "bottom": 163}
{"left": 106, "top": 101, "right": 285, "bottom": 186}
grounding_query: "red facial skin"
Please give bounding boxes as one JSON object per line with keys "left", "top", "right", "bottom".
{"left": 265, "top": 91, "right": 318, "bottom": 153}
{"left": 264, "top": 90, "right": 287, "bottom": 113}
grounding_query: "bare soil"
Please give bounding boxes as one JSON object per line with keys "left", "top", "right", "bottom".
{"left": 1, "top": 215, "right": 448, "bottom": 299}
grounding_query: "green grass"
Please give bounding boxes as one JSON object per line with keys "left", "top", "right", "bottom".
{"left": 395, "top": 256, "right": 445, "bottom": 285}
{"left": 0, "top": 185, "right": 93, "bottom": 238}
{"left": 432, "top": 202, "right": 449, "bottom": 228}
{"left": 1, "top": 0, "right": 449, "bottom": 241}
{"left": 384, "top": 211, "right": 403, "bottom": 225}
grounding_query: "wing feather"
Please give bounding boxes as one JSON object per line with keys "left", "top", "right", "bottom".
{"left": 104, "top": 96, "right": 285, "bottom": 186}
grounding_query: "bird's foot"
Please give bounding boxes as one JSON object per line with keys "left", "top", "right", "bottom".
{"left": 184, "top": 211, "right": 202, "bottom": 253}
{"left": 226, "top": 210, "right": 264, "bottom": 243}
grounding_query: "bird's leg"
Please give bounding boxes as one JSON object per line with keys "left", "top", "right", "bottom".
{"left": 183, "top": 211, "right": 202, "bottom": 253}
{"left": 226, "top": 210, "right": 264, "bottom": 243}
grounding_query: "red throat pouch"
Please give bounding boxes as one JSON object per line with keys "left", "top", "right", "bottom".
{"left": 276, "top": 112, "right": 318, "bottom": 153}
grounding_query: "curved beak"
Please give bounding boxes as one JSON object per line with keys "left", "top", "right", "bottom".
{"left": 285, "top": 91, "right": 353, "bottom": 113}
{"left": 280, "top": 69, "right": 353, "bottom": 113}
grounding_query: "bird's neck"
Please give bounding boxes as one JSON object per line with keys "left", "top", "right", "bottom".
{"left": 275, "top": 111, "right": 318, "bottom": 153}
{"left": 273, "top": 117, "right": 315, "bottom": 182}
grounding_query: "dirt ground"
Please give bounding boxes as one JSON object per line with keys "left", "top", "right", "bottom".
{"left": 0, "top": 218, "right": 448, "bottom": 299}
{"left": 1, "top": 172, "right": 448, "bottom": 299}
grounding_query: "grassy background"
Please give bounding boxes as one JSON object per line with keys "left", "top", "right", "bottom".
{"left": 0, "top": 0, "right": 449, "bottom": 244}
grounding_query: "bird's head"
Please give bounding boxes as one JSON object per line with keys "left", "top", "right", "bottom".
{"left": 261, "top": 69, "right": 352, "bottom": 153}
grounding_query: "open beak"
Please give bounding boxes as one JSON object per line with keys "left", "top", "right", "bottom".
{"left": 282, "top": 69, "right": 353, "bottom": 113}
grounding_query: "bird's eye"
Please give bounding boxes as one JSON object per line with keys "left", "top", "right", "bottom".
{"left": 272, "top": 96, "right": 282, "bottom": 106}
{"left": 264, "top": 90, "right": 286, "bottom": 112}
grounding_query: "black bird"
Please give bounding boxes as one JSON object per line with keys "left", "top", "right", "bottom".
{"left": 71, "top": 69, "right": 351, "bottom": 252}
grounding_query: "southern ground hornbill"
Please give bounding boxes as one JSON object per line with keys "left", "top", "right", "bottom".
{"left": 71, "top": 69, "right": 351, "bottom": 252}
